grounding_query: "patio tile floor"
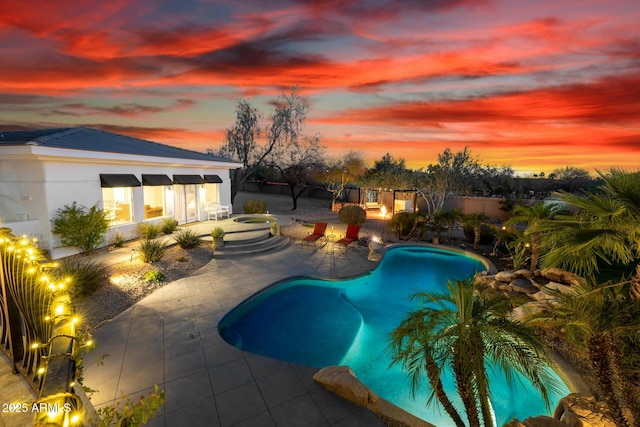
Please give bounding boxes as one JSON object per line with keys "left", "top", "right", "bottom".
{"left": 79, "top": 242, "right": 386, "bottom": 426}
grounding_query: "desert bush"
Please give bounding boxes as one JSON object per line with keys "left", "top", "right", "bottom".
{"left": 243, "top": 199, "right": 267, "bottom": 214}
{"left": 144, "top": 269, "right": 165, "bottom": 282}
{"left": 51, "top": 202, "right": 110, "bottom": 252}
{"left": 388, "top": 212, "right": 417, "bottom": 239}
{"left": 137, "top": 222, "right": 161, "bottom": 240}
{"left": 173, "top": 228, "right": 200, "bottom": 249}
{"left": 109, "top": 230, "right": 126, "bottom": 248}
{"left": 338, "top": 205, "right": 366, "bottom": 225}
{"left": 160, "top": 217, "right": 178, "bottom": 234}
{"left": 137, "top": 239, "right": 165, "bottom": 263}
{"left": 56, "top": 257, "right": 110, "bottom": 297}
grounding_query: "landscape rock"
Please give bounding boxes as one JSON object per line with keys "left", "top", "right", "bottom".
{"left": 510, "top": 277, "right": 539, "bottom": 294}
{"left": 495, "top": 270, "right": 516, "bottom": 282}
{"left": 514, "top": 269, "right": 534, "bottom": 278}
{"left": 313, "top": 366, "right": 378, "bottom": 407}
{"left": 475, "top": 274, "right": 495, "bottom": 286}
{"left": 314, "top": 366, "right": 436, "bottom": 427}
{"left": 542, "top": 268, "right": 588, "bottom": 287}
{"left": 510, "top": 301, "right": 551, "bottom": 321}
{"left": 522, "top": 416, "right": 568, "bottom": 427}
{"left": 554, "top": 393, "right": 617, "bottom": 427}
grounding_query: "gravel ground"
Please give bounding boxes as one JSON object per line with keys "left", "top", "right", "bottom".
{"left": 74, "top": 244, "right": 213, "bottom": 328}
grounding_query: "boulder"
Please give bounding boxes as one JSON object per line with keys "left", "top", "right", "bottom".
{"left": 475, "top": 274, "right": 495, "bottom": 287}
{"left": 313, "top": 366, "right": 378, "bottom": 406}
{"left": 532, "top": 275, "right": 551, "bottom": 286}
{"left": 314, "top": 366, "right": 436, "bottom": 427}
{"left": 514, "top": 269, "right": 534, "bottom": 279}
{"left": 510, "top": 301, "right": 551, "bottom": 321}
{"left": 554, "top": 393, "right": 617, "bottom": 427}
{"left": 495, "top": 270, "right": 516, "bottom": 283}
{"left": 510, "top": 278, "right": 539, "bottom": 294}
{"left": 530, "top": 291, "right": 556, "bottom": 302}
{"left": 542, "top": 268, "right": 588, "bottom": 287}
{"left": 522, "top": 416, "right": 568, "bottom": 427}
{"left": 493, "top": 281, "right": 513, "bottom": 292}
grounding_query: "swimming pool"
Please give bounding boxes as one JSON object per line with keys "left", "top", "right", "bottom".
{"left": 218, "top": 245, "right": 569, "bottom": 426}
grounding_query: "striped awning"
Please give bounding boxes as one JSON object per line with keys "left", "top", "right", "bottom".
{"left": 203, "top": 174, "right": 223, "bottom": 183}
{"left": 173, "top": 174, "right": 204, "bottom": 184}
{"left": 99, "top": 174, "right": 141, "bottom": 188}
{"left": 142, "top": 174, "right": 173, "bottom": 186}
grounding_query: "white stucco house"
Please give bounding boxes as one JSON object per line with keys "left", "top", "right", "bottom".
{"left": 0, "top": 127, "right": 242, "bottom": 258}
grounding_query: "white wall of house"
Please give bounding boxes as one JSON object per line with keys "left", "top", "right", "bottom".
{"left": 0, "top": 145, "right": 239, "bottom": 259}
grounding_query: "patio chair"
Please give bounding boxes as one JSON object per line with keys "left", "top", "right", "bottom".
{"left": 302, "top": 222, "right": 327, "bottom": 249}
{"left": 335, "top": 224, "right": 360, "bottom": 253}
{"left": 207, "top": 202, "right": 230, "bottom": 220}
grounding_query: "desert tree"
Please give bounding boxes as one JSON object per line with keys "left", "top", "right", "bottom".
{"left": 264, "top": 88, "right": 326, "bottom": 210}
{"left": 415, "top": 147, "right": 482, "bottom": 215}
{"left": 318, "top": 151, "right": 366, "bottom": 211}
{"left": 211, "top": 99, "right": 264, "bottom": 204}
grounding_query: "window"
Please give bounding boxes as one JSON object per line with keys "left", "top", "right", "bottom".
{"left": 141, "top": 174, "right": 172, "bottom": 219}
{"left": 102, "top": 187, "right": 134, "bottom": 224}
{"left": 143, "top": 186, "right": 165, "bottom": 219}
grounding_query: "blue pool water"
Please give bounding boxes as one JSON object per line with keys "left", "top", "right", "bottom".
{"left": 218, "top": 246, "right": 569, "bottom": 426}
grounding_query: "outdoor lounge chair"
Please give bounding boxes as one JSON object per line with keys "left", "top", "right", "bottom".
{"left": 302, "top": 222, "right": 327, "bottom": 249}
{"left": 207, "top": 202, "right": 230, "bottom": 220}
{"left": 335, "top": 224, "right": 360, "bottom": 252}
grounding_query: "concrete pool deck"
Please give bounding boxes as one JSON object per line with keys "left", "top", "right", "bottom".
{"left": 82, "top": 239, "right": 385, "bottom": 427}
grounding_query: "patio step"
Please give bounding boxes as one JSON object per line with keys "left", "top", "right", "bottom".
{"left": 212, "top": 234, "right": 291, "bottom": 257}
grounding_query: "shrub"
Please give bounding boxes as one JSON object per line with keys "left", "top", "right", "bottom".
{"left": 211, "top": 227, "right": 225, "bottom": 238}
{"left": 109, "top": 230, "right": 126, "bottom": 248}
{"left": 144, "top": 269, "right": 165, "bottom": 282}
{"left": 243, "top": 199, "right": 267, "bottom": 214}
{"left": 137, "top": 222, "right": 161, "bottom": 240}
{"left": 338, "top": 205, "right": 366, "bottom": 225}
{"left": 137, "top": 239, "right": 165, "bottom": 263}
{"left": 56, "top": 257, "right": 110, "bottom": 297}
{"left": 173, "top": 228, "right": 201, "bottom": 249}
{"left": 388, "top": 212, "right": 416, "bottom": 239}
{"left": 160, "top": 217, "right": 178, "bottom": 234}
{"left": 51, "top": 202, "right": 110, "bottom": 252}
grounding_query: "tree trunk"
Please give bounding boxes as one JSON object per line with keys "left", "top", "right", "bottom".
{"left": 530, "top": 235, "right": 541, "bottom": 270}
{"left": 588, "top": 335, "right": 631, "bottom": 427}
{"left": 453, "top": 357, "right": 480, "bottom": 427}
{"left": 630, "top": 264, "right": 640, "bottom": 300}
{"left": 425, "top": 357, "right": 465, "bottom": 427}
{"left": 473, "top": 226, "right": 481, "bottom": 250}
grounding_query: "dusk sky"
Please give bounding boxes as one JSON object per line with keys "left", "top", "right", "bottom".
{"left": 1, "top": 0, "right": 639, "bottom": 175}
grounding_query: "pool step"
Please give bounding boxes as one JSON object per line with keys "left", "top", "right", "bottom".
{"left": 212, "top": 234, "right": 291, "bottom": 257}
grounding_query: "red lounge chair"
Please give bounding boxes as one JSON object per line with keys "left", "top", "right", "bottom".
{"left": 335, "top": 224, "right": 360, "bottom": 252}
{"left": 302, "top": 222, "right": 327, "bottom": 249}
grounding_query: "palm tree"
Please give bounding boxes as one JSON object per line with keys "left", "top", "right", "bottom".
{"left": 462, "top": 213, "right": 490, "bottom": 250}
{"left": 539, "top": 168, "right": 640, "bottom": 297}
{"left": 506, "top": 202, "right": 560, "bottom": 270}
{"left": 526, "top": 283, "right": 640, "bottom": 427}
{"left": 443, "top": 208, "right": 464, "bottom": 244}
{"left": 389, "top": 277, "right": 561, "bottom": 427}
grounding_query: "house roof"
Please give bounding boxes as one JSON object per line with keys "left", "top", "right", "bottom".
{"left": 0, "top": 127, "right": 236, "bottom": 164}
